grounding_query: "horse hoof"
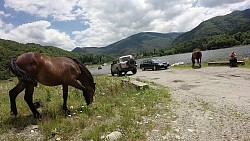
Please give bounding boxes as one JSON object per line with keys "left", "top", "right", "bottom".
{"left": 34, "top": 112, "right": 42, "bottom": 119}
{"left": 10, "top": 111, "right": 17, "bottom": 118}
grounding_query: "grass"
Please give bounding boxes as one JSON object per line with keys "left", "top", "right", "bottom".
{"left": 0, "top": 75, "right": 172, "bottom": 140}
{"left": 241, "top": 57, "right": 250, "bottom": 68}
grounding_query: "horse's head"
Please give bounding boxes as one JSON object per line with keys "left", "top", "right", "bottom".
{"left": 83, "top": 83, "right": 96, "bottom": 105}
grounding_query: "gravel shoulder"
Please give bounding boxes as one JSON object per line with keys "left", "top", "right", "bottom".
{"left": 131, "top": 67, "right": 250, "bottom": 140}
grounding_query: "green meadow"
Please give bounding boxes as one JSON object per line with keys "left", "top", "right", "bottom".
{"left": 0, "top": 75, "right": 172, "bottom": 140}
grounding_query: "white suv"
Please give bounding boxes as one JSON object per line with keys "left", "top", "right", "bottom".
{"left": 111, "top": 55, "right": 137, "bottom": 76}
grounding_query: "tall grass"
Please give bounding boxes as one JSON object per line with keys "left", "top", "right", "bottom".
{"left": 0, "top": 75, "right": 171, "bottom": 140}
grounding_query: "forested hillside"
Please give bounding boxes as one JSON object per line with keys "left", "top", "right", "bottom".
{"left": 140, "top": 9, "right": 250, "bottom": 57}
{"left": 144, "top": 31, "right": 250, "bottom": 57}
{"left": 0, "top": 39, "right": 114, "bottom": 80}
{"left": 172, "top": 9, "right": 250, "bottom": 45}
{"left": 72, "top": 32, "right": 182, "bottom": 56}
{"left": 73, "top": 9, "right": 250, "bottom": 57}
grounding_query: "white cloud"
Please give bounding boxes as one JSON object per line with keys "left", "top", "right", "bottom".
{"left": 2, "top": 0, "right": 250, "bottom": 49}
{"left": 72, "top": 0, "right": 250, "bottom": 47}
{"left": 0, "top": 11, "right": 11, "bottom": 17}
{"left": 3, "top": 21, "right": 75, "bottom": 50}
{"left": 4, "top": 0, "right": 80, "bottom": 21}
{"left": 197, "top": 0, "right": 245, "bottom": 8}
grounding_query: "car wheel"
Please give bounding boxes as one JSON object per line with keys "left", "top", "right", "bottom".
{"left": 127, "top": 58, "right": 136, "bottom": 67}
{"left": 142, "top": 67, "right": 146, "bottom": 71}
{"left": 153, "top": 66, "right": 156, "bottom": 71}
{"left": 118, "top": 71, "right": 122, "bottom": 76}
{"left": 111, "top": 70, "right": 114, "bottom": 76}
{"left": 132, "top": 68, "right": 137, "bottom": 74}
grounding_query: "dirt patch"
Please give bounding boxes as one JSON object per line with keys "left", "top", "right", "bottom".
{"left": 131, "top": 67, "right": 250, "bottom": 140}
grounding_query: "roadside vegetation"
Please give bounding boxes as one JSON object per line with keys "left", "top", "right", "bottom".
{"left": 170, "top": 58, "right": 250, "bottom": 69}
{"left": 242, "top": 57, "right": 250, "bottom": 68}
{"left": 0, "top": 75, "right": 171, "bottom": 140}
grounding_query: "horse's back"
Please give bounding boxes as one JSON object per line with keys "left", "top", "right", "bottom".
{"left": 192, "top": 51, "right": 202, "bottom": 59}
{"left": 15, "top": 52, "right": 81, "bottom": 86}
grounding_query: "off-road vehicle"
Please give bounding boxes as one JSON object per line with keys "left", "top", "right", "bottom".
{"left": 111, "top": 55, "right": 137, "bottom": 76}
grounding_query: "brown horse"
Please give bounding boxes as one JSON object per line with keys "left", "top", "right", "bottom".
{"left": 9, "top": 52, "right": 96, "bottom": 118}
{"left": 191, "top": 50, "right": 202, "bottom": 67}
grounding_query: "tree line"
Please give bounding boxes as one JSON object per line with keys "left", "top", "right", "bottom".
{"left": 139, "top": 31, "right": 250, "bottom": 57}
{"left": 0, "top": 39, "right": 114, "bottom": 80}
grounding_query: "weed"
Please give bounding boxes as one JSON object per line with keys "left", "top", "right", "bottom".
{"left": 0, "top": 75, "right": 172, "bottom": 140}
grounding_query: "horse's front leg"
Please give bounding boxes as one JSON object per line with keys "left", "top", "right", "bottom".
{"left": 24, "top": 83, "right": 41, "bottom": 119}
{"left": 62, "top": 85, "right": 70, "bottom": 115}
{"left": 192, "top": 58, "right": 195, "bottom": 66}
{"left": 9, "top": 81, "right": 25, "bottom": 117}
{"left": 198, "top": 58, "right": 201, "bottom": 67}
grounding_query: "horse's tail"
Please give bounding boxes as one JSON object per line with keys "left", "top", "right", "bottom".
{"left": 9, "top": 58, "right": 37, "bottom": 86}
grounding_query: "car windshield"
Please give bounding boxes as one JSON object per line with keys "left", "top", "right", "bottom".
{"left": 152, "top": 59, "right": 162, "bottom": 63}
{"left": 120, "top": 56, "right": 131, "bottom": 62}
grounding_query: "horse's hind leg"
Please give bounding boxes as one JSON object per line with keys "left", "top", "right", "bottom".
{"left": 24, "top": 83, "right": 41, "bottom": 119}
{"left": 62, "top": 85, "right": 70, "bottom": 114}
{"left": 9, "top": 81, "right": 25, "bottom": 117}
{"left": 198, "top": 58, "right": 201, "bottom": 67}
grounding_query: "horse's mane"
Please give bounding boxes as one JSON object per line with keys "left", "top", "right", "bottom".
{"left": 67, "top": 57, "right": 94, "bottom": 85}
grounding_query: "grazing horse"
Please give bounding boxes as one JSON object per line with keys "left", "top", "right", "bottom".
{"left": 191, "top": 50, "right": 202, "bottom": 67}
{"left": 9, "top": 52, "right": 96, "bottom": 118}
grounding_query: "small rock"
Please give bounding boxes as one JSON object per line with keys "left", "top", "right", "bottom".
{"left": 175, "top": 128, "right": 180, "bottom": 133}
{"left": 187, "top": 129, "right": 194, "bottom": 132}
{"left": 31, "top": 125, "right": 39, "bottom": 129}
{"left": 175, "top": 135, "right": 181, "bottom": 140}
{"left": 106, "top": 131, "right": 122, "bottom": 141}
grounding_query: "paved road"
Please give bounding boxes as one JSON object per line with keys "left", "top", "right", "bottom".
{"left": 130, "top": 67, "right": 250, "bottom": 140}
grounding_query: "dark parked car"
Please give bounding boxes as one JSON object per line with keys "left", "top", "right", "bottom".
{"left": 140, "top": 58, "right": 170, "bottom": 71}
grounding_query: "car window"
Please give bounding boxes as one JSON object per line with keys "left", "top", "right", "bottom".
{"left": 152, "top": 59, "right": 162, "bottom": 63}
{"left": 120, "top": 56, "right": 130, "bottom": 62}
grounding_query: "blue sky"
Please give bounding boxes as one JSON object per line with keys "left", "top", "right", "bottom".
{"left": 0, "top": 0, "right": 249, "bottom": 51}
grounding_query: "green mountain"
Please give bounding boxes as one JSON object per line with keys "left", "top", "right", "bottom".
{"left": 172, "top": 9, "right": 250, "bottom": 45}
{"left": 72, "top": 32, "right": 182, "bottom": 56}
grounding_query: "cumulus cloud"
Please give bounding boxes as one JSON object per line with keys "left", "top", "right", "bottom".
{"left": 0, "top": 10, "right": 11, "bottom": 17}
{"left": 3, "top": 21, "right": 75, "bottom": 50}
{"left": 197, "top": 0, "right": 245, "bottom": 8}
{"left": 72, "top": 0, "right": 250, "bottom": 47}
{"left": 4, "top": 0, "right": 80, "bottom": 21}
{"left": 2, "top": 0, "right": 250, "bottom": 49}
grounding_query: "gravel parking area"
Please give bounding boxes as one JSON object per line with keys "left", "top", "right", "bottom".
{"left": 131, "top": 67, "right": 250, "bottom": 140}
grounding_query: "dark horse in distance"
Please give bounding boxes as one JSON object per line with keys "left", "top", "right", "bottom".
{"left": 191, "top": 50, "right": 202, "bottom": 68}
{"left": 9, "top": 52, "right": 96, "bottom": 118}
